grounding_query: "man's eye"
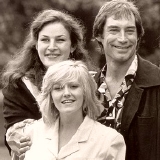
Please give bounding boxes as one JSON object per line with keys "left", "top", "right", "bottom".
{"left": 110, "top": 29, "right": 118, "bottom": 31}
{"left": 109, "top": 29, "right": 119, "bottom": 34}
{"left": 126, "top": 30, "right": 135, "bottom": 34}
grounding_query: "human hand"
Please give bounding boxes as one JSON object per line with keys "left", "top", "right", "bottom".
{"left": 19, "top": 136, "right": 32, "bottom": 160}
{"left": 7, "top": 119, "right": 35, "bottom": 137}
{"left": 6, "top": 119, "right": 35, "bottom": 158}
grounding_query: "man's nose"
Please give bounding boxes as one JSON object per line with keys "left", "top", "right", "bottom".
{"left": 117, "top": 31, "right": 127, "bottom": 43}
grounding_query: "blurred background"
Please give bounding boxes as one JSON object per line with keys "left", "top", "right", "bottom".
{"left": 0, "top": 0, "right": 160, "bottom": 159}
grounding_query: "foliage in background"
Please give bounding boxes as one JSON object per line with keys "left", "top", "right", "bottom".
{"left": 0, "top": 0, "right": 160, "bottom": 69}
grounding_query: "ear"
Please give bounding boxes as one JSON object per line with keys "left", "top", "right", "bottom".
{"left": 96, "top": 35, "right": 103, "bottom": 43}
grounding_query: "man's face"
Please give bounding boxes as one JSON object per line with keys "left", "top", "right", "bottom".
{"left": 99, "top": 14, "right": 138, "bottom": 64}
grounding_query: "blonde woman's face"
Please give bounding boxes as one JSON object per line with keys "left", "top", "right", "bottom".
{"left": 36, "top": 22, "right": 74, "bottom": 68}
{"left": 51, "top": 80, "right": 84, "bottom": 116}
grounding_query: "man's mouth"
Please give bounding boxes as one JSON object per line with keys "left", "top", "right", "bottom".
{"left": 113, "top": 45, "right": 130, "bottom": 49}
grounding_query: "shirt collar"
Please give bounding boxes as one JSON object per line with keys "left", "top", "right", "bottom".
{"left": 125, "top": 55, "right": 137, "bottom": 79}
{"left": 100, "top": 55, "right": 138, "bottom": 85}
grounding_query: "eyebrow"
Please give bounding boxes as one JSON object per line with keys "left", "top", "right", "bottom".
{"left": 56, "top": 35, "right": 66, "bottom": 37}
{"left": 107, "top": 26, "right": 137, "bottom": 31}
{"left": 107, "top": 25, "right": 136, "bottom": 29}
{"left": 40, "top": 35, "right": 66, "bottom": 37}
{"left": 126, "top": 26, "right": 136, "bottom": 29}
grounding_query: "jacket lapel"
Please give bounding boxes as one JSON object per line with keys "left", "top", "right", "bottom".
{"left": 45, "top": 119, "right": 59, "bottom": 157}
{"left": 58, "top": 138, "right": 80, "bottom": 159}
{"left": 58, "top": 116, "right": 94, "bottom": 159}
{"left": 121, "top": 82, "right": 143, "bottom": 136}
{"left": 121, "top": 55, "right": 160, "bottom": 136}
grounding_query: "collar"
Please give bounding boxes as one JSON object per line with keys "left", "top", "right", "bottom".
{"left": 125, "top": 55, "right": 137, "bottom": 79}
{"left": 98, "top": 55, "right": 138, "bottom": 95}
{"left": 44, "top": 116, "right": 95, "bottom": 159}
{"left": 100, "top": 55, "right": 137, "bottom": 84}
{"left": 22, "top": 77, "right": 40, "bottom": 98}
{"left": 45, "top": 116, "right": 94, "bottom": 140}
{"left": 95, "top": 55, "right": 160, "bottom": 88}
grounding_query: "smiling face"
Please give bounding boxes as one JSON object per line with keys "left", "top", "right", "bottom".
{"left": 98, "top": 14, "right": 138, "bottom": 64}
{"left": 51, "top": 80, "right": 84, "bottom": 116}
{"left": 36, "top": 22, "right": 74, "bottom": 68}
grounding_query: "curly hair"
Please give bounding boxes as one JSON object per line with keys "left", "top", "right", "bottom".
{"left": 2, "top": 9, "right": 89, "bottom": 90}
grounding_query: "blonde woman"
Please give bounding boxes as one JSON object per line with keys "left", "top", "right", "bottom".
{"left": 23, "top": 60, "right": 126, "bottom": 160}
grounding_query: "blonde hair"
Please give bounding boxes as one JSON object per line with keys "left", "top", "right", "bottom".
{"left": 37, "top": 60, "right": 102, "bottom": 125}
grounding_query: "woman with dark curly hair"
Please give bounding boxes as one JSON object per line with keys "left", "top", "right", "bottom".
{"left": 2, "top": 9, "right": 90, "bottom": 160}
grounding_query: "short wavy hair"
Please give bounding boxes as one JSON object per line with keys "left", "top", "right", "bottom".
{"left": 93, "top": 0, "right": 144, "bottom": 48}
{"left": 37, "top": 60, "right": 102, "bottom": 125}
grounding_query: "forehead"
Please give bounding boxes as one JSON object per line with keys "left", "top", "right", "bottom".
{"left": 54, "top": 79, "right": 81, "bottom": 85}
{"left": 54, "top": 72, "right": 81, "bottom": 84}
{"left": 105, "top": 14, "right": 136, "bottom": 28}
{"left": 39, "top": 22, "right": 70, "bottom": 36}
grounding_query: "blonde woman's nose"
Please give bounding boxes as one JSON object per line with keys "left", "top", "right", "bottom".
{"left": 63, "top": 86, "right": 71, "bottom": 97}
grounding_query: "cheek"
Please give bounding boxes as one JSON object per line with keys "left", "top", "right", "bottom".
{"left": 62, "top": 45, "right": 71, "bottom": 54}
{"left": 62, "top": 52, "right": 70, "bottom": 59}
{"left": 62, "top": 41, "right": 72, "bottom": 50}
{"left": 131, "top": 37, "right": 138, "bottom": 45}
{"left": 103, "top": 35, "right": 114, "bottom": 45}
{"left": 128, "top": 33, "right": 138, "bottom": 43}
{"left": 37, "top": 41, "right": 47, "bottom": 52}
{"left": 78, "top": 96, "right": 84, "bottom": 103}
{"left": 77, "top": 91, "right": 84, "bottom": 104}
{"left": 51, "top": 92, "right": 60, "bottom": 103}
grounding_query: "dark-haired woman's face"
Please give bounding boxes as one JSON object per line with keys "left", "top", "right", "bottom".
{"left": 36, "top": 22, "right": 75, "bottom": 68}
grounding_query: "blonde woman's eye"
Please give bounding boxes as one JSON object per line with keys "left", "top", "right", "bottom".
{"left": 70, "top": 85, "right": 79, "bottom": 89}
{"left": 53, "top": 85, "right": 63, "bottom": 90}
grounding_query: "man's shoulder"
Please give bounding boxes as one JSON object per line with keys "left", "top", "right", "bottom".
{"left": 92, "top": 121, "right": 124, "bottom": 143}
{"left": 136, "top": 55, "right": 160, "bottom": 87}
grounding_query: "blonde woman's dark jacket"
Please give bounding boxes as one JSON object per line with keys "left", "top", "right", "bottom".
{"left": 94, "top": 55, "right": 160, "bottom": 160}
